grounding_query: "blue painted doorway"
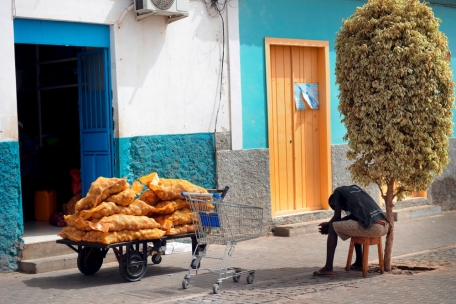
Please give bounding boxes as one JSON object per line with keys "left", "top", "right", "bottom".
{"left": 14, "top": 19, "right": 112, "bottom": 218}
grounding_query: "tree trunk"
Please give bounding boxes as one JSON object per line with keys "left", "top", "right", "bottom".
{"left": 383, "top": 179, "right": 395, "bottom": 271}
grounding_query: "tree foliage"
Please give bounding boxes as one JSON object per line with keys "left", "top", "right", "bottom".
{"left": 335, "top": 0, "right": 454, "bottom": 201}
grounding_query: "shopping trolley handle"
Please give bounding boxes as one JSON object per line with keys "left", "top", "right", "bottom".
{"left": 182, "top": 192, "right": 221, "bottom": 199}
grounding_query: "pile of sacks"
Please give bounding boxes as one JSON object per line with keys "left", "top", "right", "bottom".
{"left": 58, "top": 172, "right": 208, "bottom": 244}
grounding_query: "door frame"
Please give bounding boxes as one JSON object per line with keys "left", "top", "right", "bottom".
{"left": 265, "top": 38, "right": 332, "bottom": 217}
{"left": 13, "top": 19, "right": 114, "bottom": 196}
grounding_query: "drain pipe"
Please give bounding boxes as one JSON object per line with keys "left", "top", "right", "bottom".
{"left": 117, "top": 3, "right": 134, "bottom": 29}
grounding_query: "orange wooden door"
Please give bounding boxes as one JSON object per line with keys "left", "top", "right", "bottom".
{"left": 268, "top": 43, "right": 328, "bottom": 217}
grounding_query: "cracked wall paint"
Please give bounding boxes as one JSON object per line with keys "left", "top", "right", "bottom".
{"left": 0, "top": 142, "right": 24, "bottom": 271}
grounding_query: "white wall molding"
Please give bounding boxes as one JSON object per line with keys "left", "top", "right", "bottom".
{"left": 227, "top": 0, "right": 242, "bottom": 150}
{"left": 0, "top": 1, "right": 18, "bottom": 141}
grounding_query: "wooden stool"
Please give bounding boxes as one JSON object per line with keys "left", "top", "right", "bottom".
{"left": 345, "top": 236, "right": 384, "bottom": 277}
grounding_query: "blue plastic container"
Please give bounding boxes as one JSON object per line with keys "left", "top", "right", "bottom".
{"left": 199, "top": 212, "right": 221, "bottom": 227}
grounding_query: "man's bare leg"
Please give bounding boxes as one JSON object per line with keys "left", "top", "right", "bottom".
{"left": 351, "top": 244, "right": 363, "bottom": 270}
{"left": 314, "top": 223, "right": 337, "bottom": 275}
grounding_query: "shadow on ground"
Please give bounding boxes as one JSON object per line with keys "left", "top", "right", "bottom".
{"left": 21, "top": 261, "right": 439, "bottom": 292}
{"left": 22, "top": 264, "right": 188, "bottom": 289}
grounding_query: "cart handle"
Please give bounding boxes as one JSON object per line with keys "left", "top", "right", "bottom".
{"left": 203, "top": 186, "right": 229, "bottom": 198}
{"left": 220, "top": 186, "right": 229, "bottom": 198}
{"left": 182, "top": 192, "right": 221, "bottom": 199}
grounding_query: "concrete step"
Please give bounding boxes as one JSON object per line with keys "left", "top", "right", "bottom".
{"left": 272, "top": 219, "right": 330, "bottom": 237}
{"left": 393, "top": 205, "right": 441, "bottom": 221}
{"left": 20, "top": 240, "right": 75, "bottom": 260}
{"left": 19, "top": 251, "right": 118, "bottom": 274}
{"left": 273, "top": 204, "right": 442, "bottom": 237}
{"left": 272, "top": 210, "right": 334, "bottom": 226}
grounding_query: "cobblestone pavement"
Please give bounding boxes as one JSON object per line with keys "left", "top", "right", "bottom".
{"left": 1, "top": 211, "right": 455, "bottom": 304}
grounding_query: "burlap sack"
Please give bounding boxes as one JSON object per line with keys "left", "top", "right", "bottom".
{"left": 105, "top": 189, "right": 136, "bottom": 206}
{"left": 75, "top": 177, "right": 129, "bottom": 214}
{"left": 151, "top": 199, "right": 190, "bottom": 215}
{"left": 165, "top": 224, "right": 195, "bottom": 236}
{"left": 153, "top": 208, "right": 194, "bottom": 230}
{"left": 79, "top": 199, "right": 155, "bottom": 220}
{"left": 139, "top": 189, "right": 161, "bottom": 206}
{"left": 148, "top": 172, "right": 207, "bottom": 201}
{"left": 57, "top": 226, "right": 86, "bottom": 242}
{"left": 82, "top": 228, "right": 166, "bottom": 245}
{"left": 75, "top": 214, "right": 161, "bottom": 233}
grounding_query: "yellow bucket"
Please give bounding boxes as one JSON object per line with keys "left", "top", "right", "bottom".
{"left": 34, "top": 190, "right": 57, "bottom": 221}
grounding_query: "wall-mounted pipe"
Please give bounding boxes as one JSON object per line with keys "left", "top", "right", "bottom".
{"left": 117, "top": 3, "right": 134, "bottom": 29}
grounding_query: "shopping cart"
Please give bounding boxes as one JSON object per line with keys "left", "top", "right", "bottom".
{"left": 181, "top": 190, "right": 263, "bottom": 294}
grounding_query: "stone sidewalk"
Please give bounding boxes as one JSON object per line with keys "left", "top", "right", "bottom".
{"left": 1, "top": 211, "right": 455, "bottom": 304}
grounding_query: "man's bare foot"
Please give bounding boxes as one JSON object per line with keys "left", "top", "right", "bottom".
{"left": 313, "top": 267, "right": 335, "bottom": 276}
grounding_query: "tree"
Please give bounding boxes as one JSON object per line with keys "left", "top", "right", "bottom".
{"left": 335, "top": 0, "right": 454, "bottom": 271}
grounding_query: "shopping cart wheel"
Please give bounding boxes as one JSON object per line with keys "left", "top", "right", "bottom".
{"left": 212, "top": 283, "right": 220, "bottom": 294}
{"left": 151, "top": 253, "right": 162, "bottom": 264}
{"left": 190, "top": 259, "right": 201, "bottom": 269}
{"left": 233, "top": 274, "right": 241, "bottom": 282}
{"left": 182, "top": 279, "right": 189, "bottom": 289}
{"left": 246, "top": 274, "right": 254, "bottom": 284}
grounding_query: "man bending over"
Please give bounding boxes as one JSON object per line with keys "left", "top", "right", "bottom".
{"left": 314, "top": 185, "right": 389, "bottom": 276}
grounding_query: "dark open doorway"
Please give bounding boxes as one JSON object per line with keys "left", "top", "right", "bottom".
{"left": 15, "top": 44, "right": 85, "bottom": 223}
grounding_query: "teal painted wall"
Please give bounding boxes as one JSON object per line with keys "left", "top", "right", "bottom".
{"left": 239, "top": 0, "right": 456, "bottom": 148}
{"left": 117, "top": 134, "right": 216, "bottom": 189}
{"left": 0, "top": 142, "right": 24, "bottom": 271}
{"left": 432, "top": 6, "right": 456, "bottom": 133}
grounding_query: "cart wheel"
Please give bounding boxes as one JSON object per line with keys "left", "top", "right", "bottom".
{"left": 119, "top": 250, "right": 147, "bottom": 282}
{"left": 190, "top": 259, "right": 201, "bottom": 269}
{"left": 77, "top": 247, "right": 103, "bottom": 275}
{"left": 212, "top": 283, "right": 220, "bottom": 294}
{"left": 233, "top": 274, "right": 241, "bottom": 282}
{"left": 151, "top": 253, "right": 162, "bottom": 264}
{"left": 182, "top": 279, "right": 189, "bottom": 289}
{"left": 246, "top": 274, "right": 254, "bottom": 284}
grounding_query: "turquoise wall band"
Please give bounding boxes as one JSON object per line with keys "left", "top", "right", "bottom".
{"left": 432, "top": 6, "right": 456, "bottom": 130}
{"left": 0, "top": 142, "right": 24, "bottom": 271}
{"left": 239, "top": 0, "right": 456, "bottom": 147}
{"left": 14, "top": 18, "right": 110, "bottom": 48}
{"left": 117, "top": 133, "right": 217, "bottom": 190}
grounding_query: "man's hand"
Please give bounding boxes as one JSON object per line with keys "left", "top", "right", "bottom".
{"left": 318, "top": 222, "right": 330, "bottom": 235}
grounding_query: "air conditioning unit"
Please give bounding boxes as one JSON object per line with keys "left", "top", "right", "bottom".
{"left": 134, "top": 0, "right": 190, "bottom": 23}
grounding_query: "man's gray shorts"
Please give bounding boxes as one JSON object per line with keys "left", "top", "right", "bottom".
{"left": 332, "top": 220, "right": 389, "bottom": 241}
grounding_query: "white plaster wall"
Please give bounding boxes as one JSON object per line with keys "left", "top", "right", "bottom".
{"left": 0, "top": 2, "right": 19, "bottom": 142}
{"left": 13, "top": 0, "right": 231, "bottom": 138}
{"left": 14, "top": 0, "right": 129, "bottom": 24}
{"left": 113, "top": 2, "right": 229, "bottom": 137}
